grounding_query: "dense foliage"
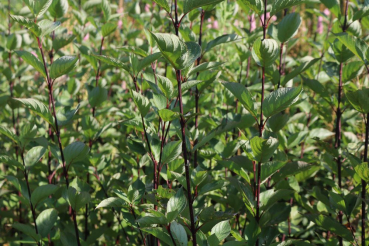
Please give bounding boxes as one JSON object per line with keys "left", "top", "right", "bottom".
{"left": 1, "top": 0, "right": 369, "bottom": 245}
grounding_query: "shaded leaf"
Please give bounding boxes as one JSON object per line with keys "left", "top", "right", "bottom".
{"left": 36, "top": 208, "right": 58, "bottom": 238}
{"left": 50, "top": 56, "right": 78, "bottom": 79}
{"left": 167, "top": 187, "right": 187, "bottom": 222}
{"left": 263, "top": 86, "right": 302, "bottom": 118}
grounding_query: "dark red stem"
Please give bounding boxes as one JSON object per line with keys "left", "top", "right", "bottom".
{"left": 36, "top": 37, "right": 81, "bottom": 246}
{"left": 194, "top": 9, "right": 205, "bottom": 168}
{"left": 20, "top": 152, "right": 41, "bottom": 246}
{"left": 362, "top": 113, "right": 368, "bottom": 246}
{"left": 173, "top": 1, "right": 197, "bottom": 243}
{"left": 256, "top": 5, "right": 267, "bottom": 244}
{"left": 92, "top": 36, "right": 105, "bottom": 117}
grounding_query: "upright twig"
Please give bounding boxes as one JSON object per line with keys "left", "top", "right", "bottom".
{"left": 362, "top": 113, "right": 368, "bottom": 246}
{"left": 335, "top": 3, "right": 349, "bottom": 245}
{"left": 172, "top": 1, "right": 197, "bottom": 244}
{"left": 20, "top": 151, "right": 41, "bottom": 246}
{"left": 47, "top": 18, "right": 57, "bottom": 185}
{"left": 92, "top": 36, "right": 105, "bottom": 117}
{"left": 7, "top": 0, "right": 19, "bottom": 161}
{"left": 256, "top": 2, "right": 268, "bottom": 245}
{"left": 36, "top": 37, "right": 81, "bottom": 246}
{"left": 194, "top": 9, "right": 205, "bottom": 168}
{"left": 277, "top": 9, "right": 287, "bottom": 89}
{"left": 84, "top": 34, "right": 105, "bottom": 242}
{"left": 130, "top": 205, "right": 147, "bottom": 245}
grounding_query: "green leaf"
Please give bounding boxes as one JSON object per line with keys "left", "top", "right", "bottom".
{"left": 188, "top": 62, "right": 223, "bottom": 76}
{"left": 170, "top": 221, "right": 188, "bottom": 246}
{"left": 67, "top": 187, "right": 91, "bottom": 211}
{"left": 151, "top": 32, "right": 187, "bottom": 69}
{"left": 89, "top": 87, "right": 108, "bottom": 108}
{"left": 0, "top": 155, "right": 24, "bottom": 170}
{"left": 49, "top": 0, "right": 69, "bottom": 18}
{"left": 137, "top": 53, "right": 162, "bottom": 74}
{"left": 101, "top": 22, "right": 117, "bottom": 37}
{"left": 53, "top": 34, "right": 75, "bottom": 51}
{"left": 13, "top": 98, "right": 53, "bottom": 126}
{"left": 345, "top": 88, "right": 369, "bottom": 114}
{"left": 151, "top": 32, "right": 201, "bottom": 70}
{"left": 127, "top": 179, "right": 146, "bottom": 204}
{"left": 270, "top": 0, "right": 305, "bottom": 15}
{"left": 261, "top": 161, "right": 286, "bottom": 183}
{"left": 353, "top": 5, "right": 369, "bottom": 21}
{"left": 329, "top": 191, "right": 346, "bottom": 213}
{"left": 272, "top": 161, "right": 315, "bottom": 182}
{"left": 57, "top": 104, "right": 81, "bottom": 127}
{"left": 118, "top": 46, "right": 148, "bottom": 57}
{"left": 153, "top": 0, "right": 170, "bottom": 13}
{"left": 194, "top": 119, "right": 251, "bottom": 151}
{"left": 83, "top": 0, "right": 101, "bottom": 10}
{"left": 208, "top": 220, "right": 231, "bottom": 245}
{"left": 270, "top": 13, "right": 301, "bottom": 43}
{"left": 78, "top": 45, "right": 97, "bottom": 70}
{"left": 6, "top": 34, "right": 22, "bottom": 51}
{"left": 199, "top": 180, "right": 226, "bottom": 195}
{"left": 162, "top": 141, "right": 182, "bottom": 164}
{"left": 158, "top": 109, "right": 180, "bottom": 122}
{"left": 64, "top": 142, "right": 89, "bottom": 165}
{"left": 305, "top": 214, "right": 353, "bottom": 241}
{"left": 37, "top": 20, "right": 61, "bottom": 37}
{"left": 156, "top": 75, "right": 174, "bottom": 98}
{"left": 263, "top": 86, "right": 302, "bottom": 118}
{"left": 24, "top": 146, "right": 47, "bottom": 168}
{"left": 282, "top": 58, "right": 319, "bottom": 86}
{"left": 10, "top": 15, "right": 41, "bottom": 36}
{"left": 167, "top": 187, "right": 187, "bottom": 222}
{"left": 236, "top": 0, "right": 264, "bottom": 15}
{"left": 137, "top": 211, "right": 168, "bottom": 225}
{"left": 0, "top": 126, "right": 20, "bottom": 144}
{"left": 342, "top": 61, "right": 364, "bottom": 82}
{"left": 15, "top": 51, "right": 46, "bottom": 78}
{"left": 50, "top": 56, "right": 78, "bottom": 79}
{"left": 244, "top": 216, "right": 261, "bottom": 245}
{"left": 331, "top": 39, "right": 354, "bottom": 63}
{"left": 205, "top": 34, "right": 242, "bottom": 53}
{"left": 31, "top": 184, "right": 59, "bottom": 206}
{"left": 183, "top": 0, "right": 225, "bottom": 16}
{"left": 321, "top": 0, "right": 340, "bottom": 17}
{"left": 12, "top": 222, "right": 41, "bottom": 242}
{"left": 267, "top": 113, "right": 289, "bottom": 132}
{"left": 31, "top": 0, "right": 53, "bottom": 17}
{"left": 260, "top": 189, "right": 294, "bottom": 211}
{"left": 141, "top": 228, "right": 174, "bottom": 246}
{"left": 93, "top": 55, "right": 130, "bottom": 72}
{"left": 36, "top": 208, "right": 58, "bottom": 238}
{"left": 252, "top": 38, "right": 279, "bottom": 67}
{"left": 183, "top": 42, "right": 202, "bottom": 70}
{"left": 250, "top": 137, "right": 279, "bottom": 163}
{"left": 96, "top": 197, "right": 127, "bottom": 209}
{"left": 222, "top": 82, "right": 257, "bottom": 119}
{"left": 192, "top": 169, "right": 208, "bottom": 186}
{"left": 354, "top": 162, "right": 369, "bottom": 182}
{"left": 335, "top": 33, "right": 368, "bottom": 65}
{"left": 181, "top": 80, "right": 204, "bottom": 92}
{"left": 101, "top": 0, "right": 111, "bottom": 21}
{"left": 131, "top": 90, "right": 150, "bottom": 117}
{"left": 344, "top": 194, "right": 360, "bottom": 216}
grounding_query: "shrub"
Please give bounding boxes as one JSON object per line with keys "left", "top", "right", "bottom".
{"left": 0, "top": 0, "right": 368, "bottom": 245}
